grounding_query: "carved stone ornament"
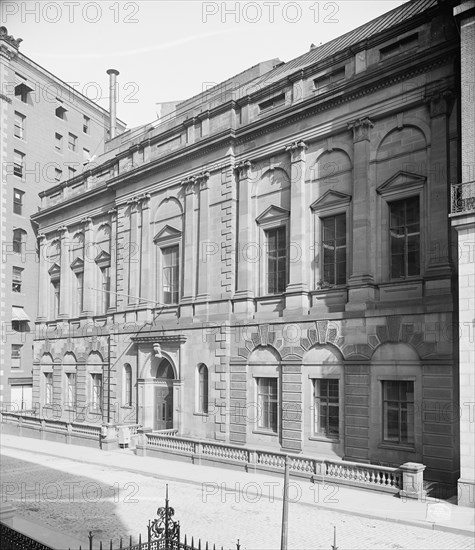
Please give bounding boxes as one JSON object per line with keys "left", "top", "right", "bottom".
{"left": 0, "top": 26, "right": 23, "bottom": 49}
{"left": 285, "top": 140, "right": 307, "bottom": 162}
{"left": 348, "top": 117, "right": 374, "bottom": 142}
{"left": 153, "top": 343, "right": 162, "bottom": 358}
{"left": 234, "top": 160, "right": 252, "bottom": 179}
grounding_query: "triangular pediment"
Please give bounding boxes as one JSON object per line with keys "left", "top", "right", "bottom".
{"left": 153, "top": 224, "right": 182, "bottom": 243}
{"left": 70, "top": 257, "right": 84, "bottom": 272}
{"left": 94, "top": 250, "right": 111, "bottom": 266}
{"left": 311, "top": 190, "right": 352, "bottom": 210}
{"left": 256, "top": 205, "right": 290, "bottom": 224}
{"left": 48, "top": 263, "right": 61, "bottom": 277}
{"left": 377, "top": 171, "right": 426, "bottom": 195}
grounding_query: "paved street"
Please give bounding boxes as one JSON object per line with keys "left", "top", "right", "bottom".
{"left": 1, "top": 441, "right": 474, "bottom": 550}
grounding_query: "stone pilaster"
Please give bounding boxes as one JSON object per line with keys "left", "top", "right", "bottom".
{"left": 181, "top": 176, "right": 198, "bottom": 318}
{"left": 285, "top": 140, "right": 309, "bottom": 315}
{"left": 281, "top": 362, "right": 303, "bottom": 452}
{"left": 108, "top": 208, "right": 117, "bottom": 312}
{"left": 197, "top": 172, "right": 211, "bottom": 302}
{"left": 229, "top": 359, "right": 247, "bottom": 445}
{"left": 128, "top": 199, "right": 139, "bottom": 306}
{"left": 233, "top": 160, "right": 254, "bottom": 316}
{"left": 425, "top": 91, "right": 454, "bottom": 288}
{"left": 82, "top": 218, "right": 94, "bottom": 317}
{"left": 139, "top": 194, "right": 151, "bottom": 306}
{"left": 37, "top": 234, "right": 48, "bottom": 321}
{"left": 58, "top": 226, "right": 70, "bottom": 319}
{"left": 346, "top": 117, "right": 376, "bottom": 309}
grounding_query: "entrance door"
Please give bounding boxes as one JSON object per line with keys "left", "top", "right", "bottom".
{"left": 154, "top": 383, "right": 173, "bottom": 430}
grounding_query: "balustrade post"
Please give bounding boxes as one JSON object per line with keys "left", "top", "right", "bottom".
{"left": 18, "top": 416, "right": 23, "bottom": 437}
{"left": 66, "top": 422, "right": 72, "bottom": 445}
{"left": 194, "top": 441, "right": 203, "bottom": 465}
{"left": 399, "top": 462, "right": 427, "bottom": 500}
{"left": 40, "top": 419, "right": 45, "bottom": 440}
{"left": 248, "top": 449, "right": 257, "bottom": 473}
{"left": 136, "top": 427, "right": 152, "bottom": 457}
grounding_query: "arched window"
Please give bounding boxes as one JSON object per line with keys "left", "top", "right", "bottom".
{"left": 124, "top": 364, "right": 132, "bottom": 406}
{"left": 197, "top": 364, "right": 208, "bottom": 414}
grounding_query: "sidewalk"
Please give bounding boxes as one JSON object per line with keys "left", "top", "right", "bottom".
{"left": 1, "top": 433, "right": 474, "bottom": 541}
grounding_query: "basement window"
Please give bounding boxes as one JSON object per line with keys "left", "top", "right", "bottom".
{"left": 259, "top": 93, "right": 286, "bottom": 112}
{"left": 380, "top": 33, "right": 418, "bottom": 60}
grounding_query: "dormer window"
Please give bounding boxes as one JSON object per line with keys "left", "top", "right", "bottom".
{"left": 313, "top": 67, "right": 345, "bottom": 92}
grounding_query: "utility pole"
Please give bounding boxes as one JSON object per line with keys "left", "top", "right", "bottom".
{"left": 280, "top": 455, "right": 290, "bottom": 550}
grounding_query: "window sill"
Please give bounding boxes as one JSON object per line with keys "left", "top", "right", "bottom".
{"left": 193, "top": 411, "right": 209, "bottom": 417}
{"left": 253, "top": 429, "right": 278, "bottom": 437}
{"left": 378, "top": 442, "right": 415, "bottom": 452}
{"left": 309, "top": 435, "right": 340, "bottom": 444}
{"left": 121, "top": 405, "right": 133, "bottom": 410}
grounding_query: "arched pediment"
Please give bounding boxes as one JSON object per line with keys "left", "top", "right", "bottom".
{"left": 372, "top": 342, "right": 420, "bottom": 362}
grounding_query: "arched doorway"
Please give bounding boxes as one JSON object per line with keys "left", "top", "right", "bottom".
{"left": 154, "top": 358, "right": 175, "bottom": 430}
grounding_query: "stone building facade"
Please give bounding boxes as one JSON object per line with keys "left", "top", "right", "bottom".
{"left": 0, "top": 27, "right": 126, "bottom": 411}
{"left": 31, "top": 0, "right": 465, "bottom": 491}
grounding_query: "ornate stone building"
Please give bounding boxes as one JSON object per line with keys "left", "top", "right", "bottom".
{"left": 31, "top": 0, "right": 469, "bottom": 496}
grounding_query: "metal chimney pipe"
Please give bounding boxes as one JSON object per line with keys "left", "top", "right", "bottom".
{"left": 106, "top": 68, "right": 119, "bottom": 139}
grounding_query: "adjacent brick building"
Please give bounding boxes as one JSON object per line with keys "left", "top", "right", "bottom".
{"left": 27, "top": 0, "right": 472, "bottom": 501}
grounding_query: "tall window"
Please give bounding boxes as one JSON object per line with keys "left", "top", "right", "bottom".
{"left": 257, "top": 378, "right": 278, "bottom": 432}
{"left": 14, "top": 112, "right": 25, "bottom": 139}
{"left": 13, "top": 189, "right": 24, "bottom": 215}
{"left": 83, "top": 148, "right": 90, "bottom": 162}
{"left": 266, "top": 226, "right": 287, "bottom": 294}
{"left": 68, "top": 167, "right": 77, "bottom": 179}
{"left": 15, "top": 83, "right": 30, "bottom": 103}
{"left": 52, "top": 281, "right": 60, "bottom": 317}
{"left": 45, "top": 372, "right": 53, "bottom": 405}
{"left": 198, "top": 364, "right": 208, "bottom": 414}
{"left": 162, "top": 245, "right": 179, "bottom": 304}
{"left": 12, "top": 267, "right": 23, "bottom": 293}
{"left": 91, "top": 373, "right": 102, "bottom": 411}
{"left": 83, "top": 115, "right": 90, "bottom": 134}
{"left": 13, "top": 229, "right": 26, "bottom": 254}
{"left": 124, "top": 364, "right": 132, "bottom": 407}
{"left": 314, "top": 379, "right": 339, "bottom": 438}
{"left": 322, "top": 215, "right": 346, "bottom": 285}
{"left": 55, "top": 133, "right": 63, "bottom": 152}
{"left": 100, "top": 267, "right": 110, "bottom": 312}
{"left": 66, "top": 372, "right": 77, "bottom": 407}
{"left": 68, "top": 133, "right": 77, "bottom": 151}
{"left": 389, "top": 197, "right": 420, "bottom": 278}
{"left": 383, "top": 380, "right": 415, "bottom": 444}
{"left": 14, "top": 150, "right": 24, "bottom": 178}
{"left": 11, "top": 344, "right": 22, "bottom": 369}
{"left": 75, "top": 272, "right": 83, "bottom": 316}
{"left": 54, "top": 168, "right": 62, "bottom": 182}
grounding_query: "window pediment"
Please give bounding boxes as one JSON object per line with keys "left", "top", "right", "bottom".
{"left": 311, "top": 190, "right": 352, "bottom": 211}
{"left": 70, "top": 257, "right": 84, "bottom": 272}
{"left": 48, "top": 263, "right": 61, "bottom": 279}
{"left": 377, "top": 171, "right": 426, "bottom": 196}
{"left": 95, "top": 250, "right": 111, "bottom": 267}
{"left": 153, "top": 225, "right": 182, "bottom": 244}
{"left": 256, "top": 205, "right": 290, "bottom": 225}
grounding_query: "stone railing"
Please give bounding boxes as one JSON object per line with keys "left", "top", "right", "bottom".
{"left": 138, "top": 432, "right": 426, "bottom": 499}
{"left": 451, "top": 181, "right": 475, "bottom": 213}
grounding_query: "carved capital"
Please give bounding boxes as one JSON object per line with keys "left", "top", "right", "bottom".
{"left": 285, "top": 140, "right": 308, "bottom": 162}
{"left": 138, "top": 193, "right": 151, "bottom": 208}
{"left": 197, "top": 171, "right": 210, "bottom": 191}
{"left": 234, "top": 160, "right": 252, "bottom": 180}
{"left": 58, "top": 225, "right": 68, "bottom": 237}
{"left": 81, "top": 217, "right": 92, "bottom": 230}
{"left": 37, "top": 233, "right": 46, "bottom": 243}
{"left": 181, "top": 176, "right": 197, "bottom": 195}
{"left": 127, "top": 198, "right": 139, "bottom": 212}
{"left": 348, "top": 117, "right": 374, "bottom": 142}
{"left": 153, "top": 343, "right": 162, "bottom": 358}
{"left": 108, "top": 207, "right": 118, "bottom": 218}
{"left": 426, "top": 90, "right": 454, "bottom": 118}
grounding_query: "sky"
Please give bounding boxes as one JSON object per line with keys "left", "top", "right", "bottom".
{"left": 2, "top": 0, "right": 409, "bottom": 128}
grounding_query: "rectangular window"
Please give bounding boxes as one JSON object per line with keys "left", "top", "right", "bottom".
{"left": 12, "top": 267, "right": 23, "bottom": 293}
{"left": 313, "top": 67, "right": 345, "bottom": 91}
{"left": 383, "top": 381, "right": 415, "bottom": 445}
{"left": 389, "top": 197, "right": 420, "bottom": 278}
{"left": 68, "top": 133, "right": 77, "bottom": 151}
{"left": 101, "top": 266, "right": 110, "bottom": 312}
{"left": 14, "top": 150, "right": 24, "bottom": 178}
{"left": 380, "top": 33, "right": 418, "bottom": 60}
{"left": 91, "top": 373, "right": 102, "bottom": 411}
{"left": 54, "top": 168, "right": 62, "bottom": 182}
{"left": 52, "top": 280, "right": 60, "bottom": 317}
{"left": 14, "top": 112, "right": 26, "bottom": 139}
{"left": 11, "top": 344, "right": 22, "bottom": 369}
{"left": 55, "top": 133, "right": 63, "bottom": 152}
{"left": 266, "top": 226, "right": 287, "bottom": 294}
{"left": 162, "top": 245, "right": 179, "bottom": 304}
{"left": 45, "top": 372, "right": 53, "bottom": 405}
{"left": 83, "top": 148, "right": 90, "bottom": 162}
{"left": 322, "top": 214, "right": 346, "bottom": 285}
{"left": 83, "top": 115, "right": 90, "bottom": 134}
{"left": 66, "top": 373, "right": 77, "bottom": 407}
{"left": 68, "top": 167, "right": 77, "bottom": 179}
{"left": 314, "top": 379, "right": 339, "bottom": 438}
{"left": 259, "top": 93, "right": 286, "bottom": 112}
{"left": 13, "top": 229, "right": 24, "bottom": 254}
{"left": 13, "top": 189, "right": 24, "bottom": 215}
{"left": 15, "top": 82, "right": 31, "bottom": 103}
{"left": 55, "top": 100, "right": 67, "bottom": 119}
{"left": 257, "top": 378, "right": 278, "bottom": 432}
{"left": 75, "top": 272, "right": 83, "bottom": 316}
